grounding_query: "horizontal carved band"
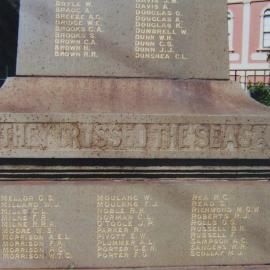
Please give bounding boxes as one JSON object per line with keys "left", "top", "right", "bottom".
{"left": 0, "top": 113, "right": 269, "bottom": 158}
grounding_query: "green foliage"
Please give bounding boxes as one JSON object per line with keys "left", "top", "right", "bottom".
{"left": 247, "top": 82, "right": 270, "bottom": 106}
{"left": 267, "top": 53, "right": 270, "bottom": 63}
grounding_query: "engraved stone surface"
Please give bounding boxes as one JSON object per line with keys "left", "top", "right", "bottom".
{"left": 0, "top": 78, "right": 269, "bottom": 159}
{"left": 4, "top": 265, "right": 270, "bottom": 270}
{"left": 0, "top": 113, "right": 269, "bottom": 159}
{"left": 3, "top": 265, "right": 270, "bottom": 270}
{"left": 16, "top": 0, "right": 228, "bottom": 79}
{"left": 0, "top": 180, "right": 269, "bottom": 268}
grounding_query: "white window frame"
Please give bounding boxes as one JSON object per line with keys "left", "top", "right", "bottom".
{"left": 259, "top": 6, "right": 270, "bottom": 50}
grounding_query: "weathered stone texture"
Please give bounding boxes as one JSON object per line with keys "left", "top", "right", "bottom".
{"left": 0, "top": 78, "right": 269, "bottom": 159}
{"left": 16, "top": 0, "right": 228, "bottom": 79}
{"left": 0, "top": 180, "right": 269, "bottom": 268}
{"left": 3, "top": 267, "right": 270, "bottom": 270}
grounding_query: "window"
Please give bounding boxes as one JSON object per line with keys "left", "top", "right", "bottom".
{"left": 228, "top": 11, "right": 233, "bottom": 51}
{"left": 263, "top": 9, "right": 270, "bottom": 48}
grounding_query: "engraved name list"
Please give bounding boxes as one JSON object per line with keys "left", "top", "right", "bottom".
{"left": 55, "top": 0, "right": 103, "bottom": 58}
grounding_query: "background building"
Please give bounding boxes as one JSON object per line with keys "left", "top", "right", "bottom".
{"left": 228, "top": 0, "right": 270, "bottom": 87}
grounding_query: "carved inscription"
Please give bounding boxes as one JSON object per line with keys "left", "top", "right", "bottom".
{"left": 0, "top": 195, "right": 71, "bottom": 261}
{"left": 17, "top": 0, "right": 229, "bottom": 78}
{"left": 0, "top": 123, "right": 269, "bottom": 153}
{"left": 0, "top": 181, "right": 269, "bottom": 267}
{"left": 135, "top": 0, "right": 188, "bottom": 60}
{"left": 190, "top": 194, "right": 260, "bottom": 257}
{"left": 54, "top": 0, "right": 187, "bottom": 60}
{"left": 96, "top": 194, "right": 157, "bottom": 259}
{"left": 55, "top": 0, "right": 103, "bottom": 58}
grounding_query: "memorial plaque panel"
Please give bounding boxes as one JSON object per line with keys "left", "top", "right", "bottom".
{"left": 0, "top": 180, "right": 269, "bottom": 268}
{"left": 16, "top": 0, "right": 228, "bottom": 79}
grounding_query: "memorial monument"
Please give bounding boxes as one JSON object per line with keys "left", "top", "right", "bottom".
{"left": 0, "top": 0, "right": 269, "bottom": 269}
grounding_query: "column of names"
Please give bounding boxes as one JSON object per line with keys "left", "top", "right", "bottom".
{"left": 190, "top": 194, "right": 260, "bottom": 258}
{"left": 55, "top": 0, "right": 103, "bottom": 58}
{"left": 135, "top": 0, "right": 188, "bottom": 60}
{"left": 0, "top": 194, "right": 71, "bottom": 261}
{"left": 96, "top": 194, "right": 158, "bottom": 259}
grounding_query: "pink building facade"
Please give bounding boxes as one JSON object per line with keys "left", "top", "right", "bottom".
{"left": 228, "top": 0, "right": 270, "bottom": 85}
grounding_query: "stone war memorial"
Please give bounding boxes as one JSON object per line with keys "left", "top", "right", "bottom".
{"left": 0, "top": 0, "right": 269, "bottom": 269}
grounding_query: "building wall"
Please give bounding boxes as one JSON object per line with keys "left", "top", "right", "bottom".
{"left": 228, "top": 3, "right": 243, "bottom": 64}
{"left": 228, "top": 0, "right": 270, "bottom": 70}
{"left": 249, "top": 1, "right": 270, "bottom": 64}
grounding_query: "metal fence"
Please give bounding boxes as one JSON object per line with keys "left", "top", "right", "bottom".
{"left": 1, "top": 69, "right": 270, "bottom": 89}
{"left": 230, "top": 69, "right": 270, "bottom": 89}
